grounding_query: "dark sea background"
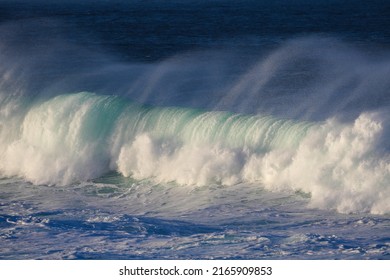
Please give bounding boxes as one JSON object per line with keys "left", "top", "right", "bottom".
{"left": 0, "top": 0, "right": 389, "bottom": 259}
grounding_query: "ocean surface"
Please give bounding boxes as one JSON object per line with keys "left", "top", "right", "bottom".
{"left": 0, "top": 0, "right": 389, "bottom": 259}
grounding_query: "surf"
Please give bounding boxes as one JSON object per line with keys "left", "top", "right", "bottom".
{"left": 0, "top": 91, "right": 388, "bottom": 214}
{"left": 0, "top": 31, "right": 389, "bottom": 214}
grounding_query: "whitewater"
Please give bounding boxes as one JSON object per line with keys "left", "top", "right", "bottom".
{"left": 0, "top": 0, "right": 389, "bottom": 259}
{"left": 1, "top": 90, "right": 389, "bottom": 214}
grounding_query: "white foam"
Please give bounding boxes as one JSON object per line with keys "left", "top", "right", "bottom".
{"left": 113, "top": 112, "right": 389, "bottom": 214}
{"left": 0, "top": 93, "right": 115, "bottom": 185}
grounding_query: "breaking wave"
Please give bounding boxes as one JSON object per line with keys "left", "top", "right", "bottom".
{"left": 0, "top": 92, "right": 389, "bottom": 214}
{"left": 0, "top": 34, "right": 389, "bottom": 214}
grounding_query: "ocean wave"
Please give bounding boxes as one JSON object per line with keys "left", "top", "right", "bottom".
{"left": 0, "top": 92, "right": 389, "bottom": 214}
{"left": 0, "top": 34, "right": 389, "bottom": 214}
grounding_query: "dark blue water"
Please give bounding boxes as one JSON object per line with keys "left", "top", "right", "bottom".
{"left": 0, "top": 0, "right": 389, "bottom": 259}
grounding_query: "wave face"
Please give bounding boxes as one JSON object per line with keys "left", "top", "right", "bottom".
{"left": 0, "top": 34, "right": 389, "bottom": 215}
{"left": 0, "top": 91, "right": 389, "bottom": 214}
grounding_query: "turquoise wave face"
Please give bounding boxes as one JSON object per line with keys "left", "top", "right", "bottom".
{"left": 0, "top": 91, "right": 313, "bottom": 183}
{"left": 0, "top": 92, "right": 389, "bottom": 214}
